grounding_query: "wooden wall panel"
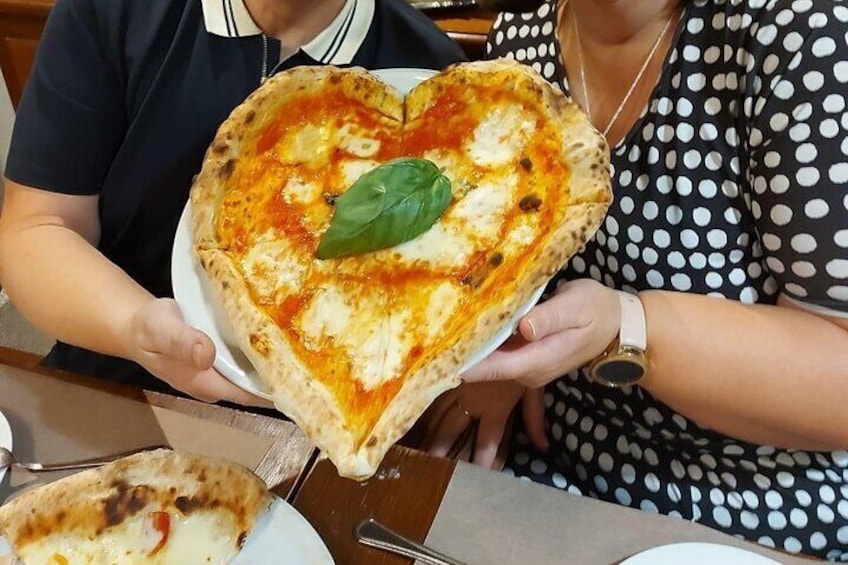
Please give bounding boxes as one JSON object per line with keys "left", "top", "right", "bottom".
{"left": 1, "top": 36, "right": 38, "bottom": 106}
{"left": 0, "top": 0, "right": 51, "bottom": 108}
{"left": 426, "top": 9, "right": 494, "bottom": 61}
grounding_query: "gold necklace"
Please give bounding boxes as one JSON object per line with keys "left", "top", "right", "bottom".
{"left": 566, "top": 1, "right": 677, "bottom": 138}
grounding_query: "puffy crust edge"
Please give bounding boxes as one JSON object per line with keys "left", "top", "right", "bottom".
{"left": 407, "top": 58, "right": 611, "bottom": 206}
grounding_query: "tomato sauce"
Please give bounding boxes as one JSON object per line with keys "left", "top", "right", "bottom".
{"left": 402, "top": 89, "right": 476, "bottom": 157}
{"left": 218, "top": 80, "right": 577, "bottom": 443}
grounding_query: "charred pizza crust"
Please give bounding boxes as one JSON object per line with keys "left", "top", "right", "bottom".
{"left": 0, "top": 449, "right": 272, "bottom": 561}
{"left": 190, "top": 60, "right": 611, "bottom": 480}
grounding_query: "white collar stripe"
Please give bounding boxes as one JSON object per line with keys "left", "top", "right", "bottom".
{"left": 319, "top": 0, "right": 356, "bottom": 63}
{"left": 228, "top": 0, "right": 240, "bottom": 36}
{"left": 200, "top": 0, "right": 373, "bottom": 65}
{"left": 323, "top": 0, "right": 373, "bottom": 65}
{"left": 224, "top": 0, "right": 235, "bottom": 36}
{"left": 218, "top": 0, "right": 228, "bottom": 36}
{"left": 200, "top": 0, "right": 261, "bottom": 38}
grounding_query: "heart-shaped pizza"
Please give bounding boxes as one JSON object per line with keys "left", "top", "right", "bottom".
{"left": 190, "top": 59, "right": 611, "bottom": 479}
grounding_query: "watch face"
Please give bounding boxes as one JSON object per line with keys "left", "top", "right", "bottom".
{"left": 594, "top": 358, "right": 645, "bottom": 387}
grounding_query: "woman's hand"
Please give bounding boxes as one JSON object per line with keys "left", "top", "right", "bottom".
{"left": 127, "top": 298, "right": 269, "bottom": 406}
{"left": 424, "top": 382, "right": 549, "bottom": 468}
{"left": 463, "top": 279, "right": 621, "bottom": 388}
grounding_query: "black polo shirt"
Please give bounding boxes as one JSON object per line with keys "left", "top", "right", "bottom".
{"left": 5, "top": 0, "right": 466, "bottom": 387}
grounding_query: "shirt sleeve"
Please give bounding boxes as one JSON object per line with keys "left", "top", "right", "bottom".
{"left": 744, "top": 2, "right": 848, "bottom": 315}
{"left": 5, "top": 0, "right": 125, "bottom": 195}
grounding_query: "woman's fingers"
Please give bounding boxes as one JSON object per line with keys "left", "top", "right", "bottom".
{"left": 521, "top": 388, "right": 549, "bottom": 452}
{"left": 473, "top": 412, "right": 508, "bottom": 468}
{"left": 426, "top": 405, "right": 474, "bottom": 458}
{"left": 461, "top": 326, "right": 591, "bottom": 386}
{"left": 462, "top": 280, "right": 622, "bottom": 388}
{"left": 517, "top": 280, "right": 593, "bottom": 342}
{"left": 148, "top": 354, "right": 272, "bottom": 407}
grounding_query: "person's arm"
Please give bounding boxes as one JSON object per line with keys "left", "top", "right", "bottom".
{"left": 638, "top": 292, "right": 848, "bottom": 450}
{"left": 0, "top": 0, "right": 261, "bottom": 404}
{"left": 0, "top": 183, "right": 263, "bottom": 405}
{"left": 0, "top": 182, "right": 143, "bottom": 357}
{"left": 464, "top": 281, "right": 848, "bottom": 451}
{"left": 0, "top": 181, "right": 261, "bottom": 404}
{"left": 463, "top": 4, "right": 848, "bottom": 450}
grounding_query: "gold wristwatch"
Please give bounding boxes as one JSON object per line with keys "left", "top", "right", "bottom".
{"left": 588, "top": 291, "right": 648, "bottom": 387}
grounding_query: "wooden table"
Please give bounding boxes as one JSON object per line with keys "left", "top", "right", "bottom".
{"left": 0, "top": 346, "right": 819, "bottom": 564}
{"left": 0, "top": 347, "right": 457, "bottom": 564}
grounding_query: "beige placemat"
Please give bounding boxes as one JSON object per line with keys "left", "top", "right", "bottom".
{"left": 421, "top": 462, "right": 812, "bottom": 565}
{"left": 0, "top": 365, "right": 275, "bottom": 502}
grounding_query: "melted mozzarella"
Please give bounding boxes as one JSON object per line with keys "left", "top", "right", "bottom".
{"left": 348, "top": 307, "right": 412, "bottom": 391}
{"left": 300, "top": 285, "right": 352, "bottom": 343}
{"left": 425, "top": 282, "right": 461, "bottom": 341}
{"left": 282, "top": 176, "right": 321, "bottom": 206}
{"left": 300, "top": 286, "right": 414, "bottom": 390}
{"left": 421, "top": 150, "right": 463, "bottom": 176}
{"left": 508, "top": 220, "right": 538, "bottom": 247}
{"left": 337, "top": 124, "right": 381, "bottom": 158}
{"left": 241, "top": 239, "right": 309, "bottom": 302}
{"left": 503, "top": 215, "right": 541, "bottom": 257}
{"left": 448, "top": 174, "right": 516, "bottom": 244}
{"left": 340, "top": 159, "right": 381, "bottom": 188}
{"left": 18, "top": 512, "right": 238, "bottom": 565}
{"left": 391, "top": 223, "right": 474, "bottom": 269}
{"left": 467, "top": 104, "right": 535, "bottom": 167}
{"left": 276, "top": 123, "right": 330, "bottom": 164}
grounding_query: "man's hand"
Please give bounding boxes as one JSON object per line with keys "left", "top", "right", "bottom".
{"left": 127, "top": 298, "right": 268, "bottom": 406}
{"left": 462, "top": 279, "right": 621, "bottom": 388}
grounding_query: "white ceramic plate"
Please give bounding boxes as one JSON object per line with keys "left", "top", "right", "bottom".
{"left": 620, "top": 542, "right": 782, "bottom": 565}
{"left": 0, "top": 409, "right": 11, "bottom": 484}
{"left": 171, "top": 68, "right": 546, "bottom": 399}
{"left": 0, "top": 496, "right": 332, "bottom": 564}
{"left": 233, "top": 497, "right": 333, "bottom": 564}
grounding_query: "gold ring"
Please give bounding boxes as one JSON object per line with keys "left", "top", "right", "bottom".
{"left": 454, "top": 399, "right": 474, "bottom": 420}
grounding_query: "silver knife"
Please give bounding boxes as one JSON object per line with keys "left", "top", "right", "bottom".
{"left": 285, "top": 446, "right": 321, "bottom": 503}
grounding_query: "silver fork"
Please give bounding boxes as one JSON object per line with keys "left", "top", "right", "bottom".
{"left": 0, "top": 445, "right": 170, "bottom": 472}
{"left": 355, "top": 518, "right": 468, "bottom": 565}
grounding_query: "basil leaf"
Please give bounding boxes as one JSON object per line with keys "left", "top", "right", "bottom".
{"left": 316, "top": 157, "right": 452, "bottom": 259}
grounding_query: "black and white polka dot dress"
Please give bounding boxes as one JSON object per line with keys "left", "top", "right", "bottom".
{"left": 487, "top": 0, "right": 848, "bottom": 559}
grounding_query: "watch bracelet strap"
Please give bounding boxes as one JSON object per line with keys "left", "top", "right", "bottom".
{"left": 587, "top": 291, "right": 648, "bottom": 386}
{"left": 617, "top": 290, "right": 647, "bottom": 352}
